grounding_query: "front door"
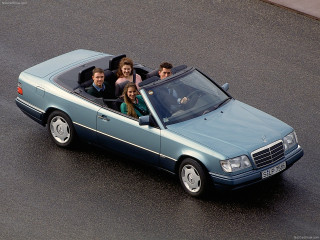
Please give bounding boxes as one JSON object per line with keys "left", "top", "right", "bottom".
{"left": 96, "top": 108, "right": 161, "bottom": 166}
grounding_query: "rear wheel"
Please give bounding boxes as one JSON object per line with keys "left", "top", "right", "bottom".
{"left": 47, "top": 110, "right": 76, "bottom": 147}
{"left": 179, "top": 158, "right": 209, "bottom": 197}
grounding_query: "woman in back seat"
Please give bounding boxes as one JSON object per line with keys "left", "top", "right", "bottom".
{"left": 115, "top": 57, "right": 142, "bottom": 97}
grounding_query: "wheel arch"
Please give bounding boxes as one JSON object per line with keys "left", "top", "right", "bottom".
{"left": 175, "top": 154, "right": 210, "bottom": 175}
{"left": 43, "top": 107, "right": 70, "bottom": 125}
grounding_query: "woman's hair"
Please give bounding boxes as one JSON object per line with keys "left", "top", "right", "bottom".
{"left": 117, "top": 57, "right": 134, "bottom": 78}
{"left": 123, "top": 82, "right": 138, "bottom": 118}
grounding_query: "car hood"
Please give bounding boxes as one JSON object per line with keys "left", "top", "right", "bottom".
{"left": 166, "top": 100, "right": 291, "bottom": 158}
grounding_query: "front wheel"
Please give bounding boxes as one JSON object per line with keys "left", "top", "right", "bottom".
{"left": 47, "top": 110, "right": 76, "bottom": 147}
{"left": 179, "top": 158, "right": 209, "bottom": 197}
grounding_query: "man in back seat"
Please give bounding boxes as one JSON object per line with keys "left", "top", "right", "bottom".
{"left": 86, "top": 68, "right": 115, "bottom": 106}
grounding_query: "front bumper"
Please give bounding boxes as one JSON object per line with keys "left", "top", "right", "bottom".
{"left": 210, "top": 145, "right": 304, "bottom": 190}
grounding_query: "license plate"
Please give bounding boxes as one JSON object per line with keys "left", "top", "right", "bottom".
{"left": 261, "top": 162, "right": 286, "bottom": 179}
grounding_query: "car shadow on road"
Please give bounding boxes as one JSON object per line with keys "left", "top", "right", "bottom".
{"left": 71, "top": 141, "right": 298, "bottom": 207}
{"left": 70, "top": 140, "right": 181, "bottom": 188}
{"left": 202, "top": 173, "right": 299, "bottom": 208}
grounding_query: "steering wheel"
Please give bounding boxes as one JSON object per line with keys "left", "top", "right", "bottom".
{"left": 181, "top": 90, "right": 203, "bottom": 110}
{"left": 185, "top": 89, "right": 203, "bottom": 100}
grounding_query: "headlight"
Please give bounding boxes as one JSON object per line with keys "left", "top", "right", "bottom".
{"left": 283, "top": 131, "right": 298, "bottom": 152}
{"left": 220, "top": 155, "right": 252, "bottom": 173}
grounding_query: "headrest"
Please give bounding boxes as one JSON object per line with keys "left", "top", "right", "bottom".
{"left": 109, "top": 54, "right": 126, "bottom": 70}
{"left": 139, "top": 76, "right": 160, "bottom": 87}
{"left": 104, "top": 69, "right": 117, "bottom": 85}
{"left": 171, "top": 65, "right": 187, "bottom": 74}
{"left": 78, "top": 66, "right": 95, "bottom": 84}
{"left": 146, "top": 69, "right": 159, "bottom": 79}
{"left": 104, "top": 69, "right": 116, "bottom": 78}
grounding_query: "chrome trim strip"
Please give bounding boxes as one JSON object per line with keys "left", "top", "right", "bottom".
{"left": 74, "top": 122, "right": 177, "bottom": 162}
{"left": 16, "top": 97, "right": 45, "bottom": 113}
{"left": 160, "top": 154, "right": 177, "bottom": 162}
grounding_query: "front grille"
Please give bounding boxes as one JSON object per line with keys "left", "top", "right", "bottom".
{"left": 251, "top": 140, "right": 284, "bottom": 168}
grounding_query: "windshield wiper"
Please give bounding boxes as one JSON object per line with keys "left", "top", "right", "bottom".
{"left": 203, "top": 97, "right": 232, "bottom": 115}
{"left": 213, "top": 97, "right": 232, "bottom": 110}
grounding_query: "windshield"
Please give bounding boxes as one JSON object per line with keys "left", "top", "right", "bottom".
{"left": 144, "top": 69, "right": 231, "bottom": 125}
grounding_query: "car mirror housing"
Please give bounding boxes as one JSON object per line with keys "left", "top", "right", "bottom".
{"left": 139, "top": 115, "right": 151, "bottom": 126}
{"left": 221, "top": 83, "right": 229, "bottom": 91}
{"left": 139, "top": 115, "right": 157, "bottom": 127}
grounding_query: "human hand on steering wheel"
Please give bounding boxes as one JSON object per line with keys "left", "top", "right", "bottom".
{"left": 180, "top": 97, "right": 188, "bottom": 104}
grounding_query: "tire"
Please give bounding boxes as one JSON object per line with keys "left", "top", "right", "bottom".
{"left": 47, "top": 110, "right": 76, "bottom": 147}
{"left": 178, "top": 158, "right": 209, "bottom": 197}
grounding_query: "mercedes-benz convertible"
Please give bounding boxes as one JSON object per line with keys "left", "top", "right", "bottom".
{"left": 16, "top": 49, "right": 304, "bottom": 197}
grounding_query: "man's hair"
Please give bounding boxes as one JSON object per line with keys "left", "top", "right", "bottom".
{"left": 159, "top": 62, "right": 173, "bottom": 71}
{"left": 92, "top": 67, "right": 104, "bottom": 76}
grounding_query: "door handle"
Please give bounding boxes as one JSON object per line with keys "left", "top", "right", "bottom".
{"left": 98, "top": 115, "right": 110, "bottom": 121}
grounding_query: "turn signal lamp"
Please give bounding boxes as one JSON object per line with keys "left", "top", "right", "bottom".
{"left": 17, "top": 83, "right": 23, "bottom": 95}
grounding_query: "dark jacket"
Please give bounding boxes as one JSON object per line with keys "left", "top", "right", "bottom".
{"left": 86, "top": 82, "right": 115, "bottom": 99}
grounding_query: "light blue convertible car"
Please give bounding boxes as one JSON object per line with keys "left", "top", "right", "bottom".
{"left": 16, "top": 49, "right": 304, "bottom": 197}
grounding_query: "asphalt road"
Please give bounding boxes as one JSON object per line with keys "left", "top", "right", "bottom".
{"left": 1, "top": 0, "right": 320, "bottom": 239}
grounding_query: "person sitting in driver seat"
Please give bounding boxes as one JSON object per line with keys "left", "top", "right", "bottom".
{"left": 158, "top": 62, "right": 188, "bottom": 105}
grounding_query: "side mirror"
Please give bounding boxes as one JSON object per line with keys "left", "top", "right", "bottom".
{"left": 221, "top": 83, "right": 229, "bottom": 91}
{"left": 139, "top": 115, "right": 151, "bottom": 126}
{"left": 139, "top": 115, "right": 157, "bottom": 127}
